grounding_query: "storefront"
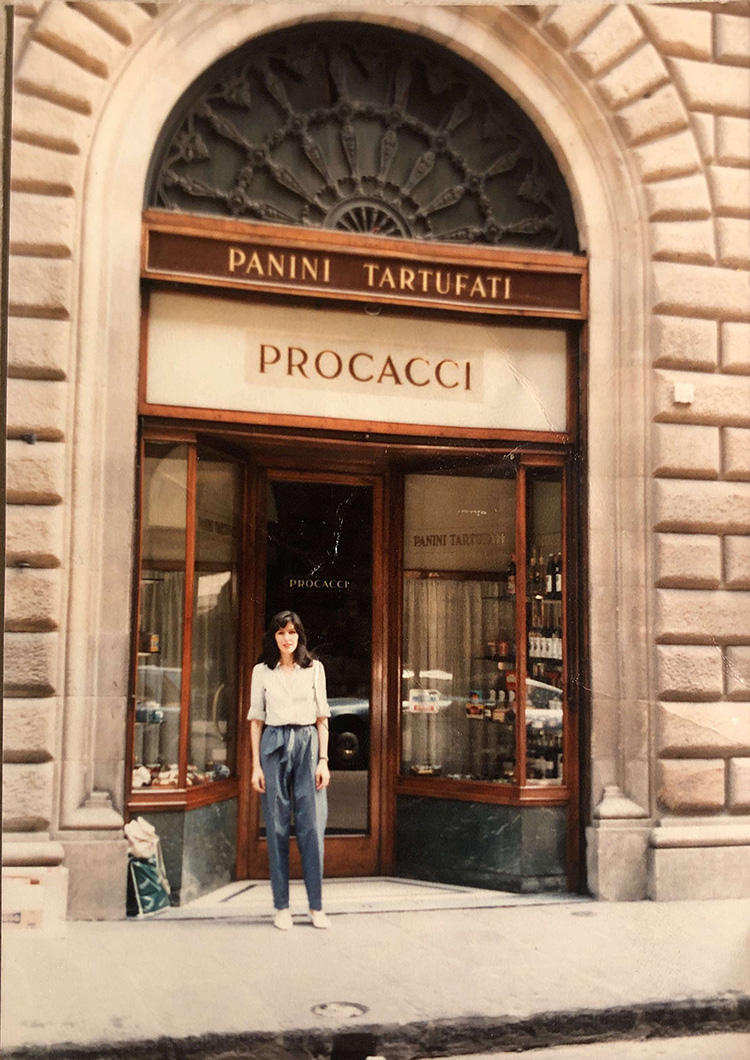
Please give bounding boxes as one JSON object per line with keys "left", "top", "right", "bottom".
{"left": 8, "top": 4, "right": 748, "bottom": 923}
{"left": 126, "top": 23, "right": 588, "bottom": 901}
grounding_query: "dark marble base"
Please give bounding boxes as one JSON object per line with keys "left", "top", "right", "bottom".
{"left": 395, "top": 795, "right": 567, "bottom": 892}
{"left": 142, "top": 798, "right": 237, "bottom": 905}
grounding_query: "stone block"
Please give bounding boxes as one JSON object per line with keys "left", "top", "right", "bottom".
{"left": 586, "top": 823, "right": 649, "bottom": 901}
{"left": 726, "top": 647, "right": 750, "bottom": 700}
{"left": 12, "top": 92, "right": 89, "bottom": 155}
{"left": 15, "top": 40, "right": 106, "bottom": 117}
{"left": 657, "top": 758, "right": 725, "bottom": 811}
{"left": 654, "top": 369, "right": 750, "bottom": 427}
{"left": 2, "top": 699, "right": 57, "bottom": 762}
{"left": 721, "top": 322, "right": 750, "bottom": 374}
{"left": 725, "top": 534, "right": 750, "bottom": 588}
{"left": 652, "top": 261, "right": 750, "bottom": 319}
{"left": 2, "top": 762, "right": 55, "bottom": 830}
{"left": 654, "top": 533, "right": 721, "bottom": 589}
{"left": 6, "top": 379, "right": 67, "bottom": 440}
{"left": 669, "top": 57, "right": 750, "bottom": 117}
{"left": 637, "top": 6, "right": 712, "bottom": 61}
{"left": 658, "top": 702, "right": 750, "bottom": 756}
{"left": 10, "top": 140, "right": 78, "bottom": 195}
{"left": 651, "top": 219, "right": 714, "bottom": 265}
{"left": 716, "top": 13, "right": 750, "bottom": 66}
{"left": 651, "top": 315, "right": 717, "bottom": 371}
{"left": 6, "top": 440, "right": 65, "bottom": 503}
{"left": 689, "top": 113, "right": 715, "bottom": 165}
{"left": 615, "top": 84, "right": 688, "bottom": 147}
{"left": 74, "top": 0, "right": 154, "bottom": 44}
{"left": 5, "top": 504, "right": 64, "bottom": 567}
{"left": 723, "top": 429, "right": 750, "bottom": 482}
{"left": 633, "top": 130, "right": 702, "bottom": 181}
{"left": 3, "top": 632, "right": 59, "bottom": 696}
{"left": 542, "top": 5, "right": 608, "bottom": 48}
{"left": 708, "top": 166, "right": 750, "bottom": 217}
{"left": 31, "top": 1, "right": 124, "bottom": 77}
{"left": 649, "top": 843, "right": 750, "bottom": 899}
{"left": 571, "top": 6, "right": 643, "bottom": 80}
{"left": 717, "top": 218, "right": 750, "bottom": 268}
{"left": 62, "top": 837, "right": 129, "bottom": 920}
{"left": 653, "top": 423, "right": 719, "bottom": 478}
{"left": 655, "top": 645, "right": 723, "bottom": 699}
{"left": 597, "top": 42, "right": 669, "bottom": 109}
{"left": 645, "top": 174, "right": 712, "bottom": 222}
{"left": 8, "top": 256, "right": 73, "bottom": 319}
{"left": 10, "top": 193, "right": 76, "bottom": 257}
{"left": 717, "top": 116, "right": 750, "bottom": 168}
{"left": 653, "top": 480, "right": 750, "bottom": 533}
{"left": 656, "top": 587, "right": 750, "bottom": 642}
{"left": 4, "top": 568, "right": 62, "bottom": 632}
{"left": 728, "top": 758, "right": 750, "bottom": 810}
{"left": 8, "top": 316, "right": 70, "bottom": 379}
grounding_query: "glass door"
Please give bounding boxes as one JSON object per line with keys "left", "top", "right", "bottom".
{"left": 248, "top": 470, "right": 383, "bottom": 878}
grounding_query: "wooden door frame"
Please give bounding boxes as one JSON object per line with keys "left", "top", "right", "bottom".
{"left": 241, "top": 463, "right": 389, "bottom": 880}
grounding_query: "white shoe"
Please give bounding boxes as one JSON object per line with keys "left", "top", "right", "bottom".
{"left": 273, "top": 908, "right": 293, "bottom": 930}
{"left": 309, "top": 909, "right": 330, "bottom": 929}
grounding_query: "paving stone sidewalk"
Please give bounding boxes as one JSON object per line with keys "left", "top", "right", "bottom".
{"left": 2, "top": 883, "right": 749, "bottom": 1059}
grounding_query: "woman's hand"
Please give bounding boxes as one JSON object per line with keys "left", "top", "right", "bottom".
{"left": 251, "top": 766, "right": 266, "bottom": 793}
{"left": 315, "top": 760, "right": 330, "bottom": 790}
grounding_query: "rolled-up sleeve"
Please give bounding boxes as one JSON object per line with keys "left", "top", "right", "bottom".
{"left": 313, "top": 661, "right": 330, "bottom": 719}
{"left": 247, "top": 663, "right": 266, "bottom": 722}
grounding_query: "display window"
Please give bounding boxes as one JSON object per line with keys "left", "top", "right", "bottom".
{"left": 131, "top": 438, "right": 243, "bottom": 800}
{"left": 399, "top": 457, "right": 572, "bottom": 802}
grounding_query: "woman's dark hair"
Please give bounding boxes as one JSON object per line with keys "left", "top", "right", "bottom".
{"left": 259, "top": 610, "right": 315, "bottom": 668}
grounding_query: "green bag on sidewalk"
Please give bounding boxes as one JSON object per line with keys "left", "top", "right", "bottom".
{"left": 124, "top": 816, "right": 171, "bottom": 917}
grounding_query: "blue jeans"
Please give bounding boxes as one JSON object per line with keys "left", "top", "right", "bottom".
{"left": 260, "top": 724, "right": 327, "bottom": 911}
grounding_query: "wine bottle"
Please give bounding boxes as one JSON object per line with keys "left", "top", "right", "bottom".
{"left": 545, "top": 554, "right": 555, "bottom": 596}
{"left": 507, "top": 553, "right": 516, "bottom": 596}
{"left": 554, "top": 552, "right": 562, "bottom": 599}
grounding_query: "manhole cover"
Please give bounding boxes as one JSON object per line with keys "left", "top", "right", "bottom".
{"left": 311, "top": 1001, "right": 369, "bottom": 1019}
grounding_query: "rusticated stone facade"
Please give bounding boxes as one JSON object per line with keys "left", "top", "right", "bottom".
{"left": 3, "top": 2, "right": 750, "bottom": 919}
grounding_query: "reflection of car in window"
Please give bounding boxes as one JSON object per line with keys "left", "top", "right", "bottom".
{"left": 328, "top": 697, "right": 369, "bottom": 770}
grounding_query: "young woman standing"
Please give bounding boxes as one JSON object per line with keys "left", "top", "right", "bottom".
{"left": 249, "top": 610, "right": 331, "bottom": 930}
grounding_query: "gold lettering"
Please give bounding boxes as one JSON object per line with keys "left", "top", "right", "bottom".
{"left": 289, "top": 255, "right": 297, "bottom": 280}
{"left": 469, "top": 275, "right": 487, "bottom": 299}
{"left": 267, "top": 252, "right": 285, "bottom": 278}
{"left": 228, "top": 247, "right": 246, "bottom": 273}
{"left": 377, "top": 355, "right": 402, "bottom": 385}
{"left": 455, "top": 273, "right": 469, "bottom": 297}
{"left": 399, "top": 267, "right": 416, "bottom": 291}
{"left": 363, "top": 263, "right": 378, "bottom": 287}
{"left": 322, "top": 258, "right": 331, "bottom": 283}
{"left": 404, "top": 357, "right": 430, "bottom": 387}
{"left": 489, "top": 275, "right": 511, "bottom": 300}
{"left": 417, "top": 269, "right": 433, "bottom": 292}
{"left": 287, "top": 346, "right": 309, "bottom": 378}
{"left": 301, "top": 256, "right": 319, "bottom": 281}
{"left": 435, "top": 270, "right": 450, "bottom": 295}
{"left": 245, "top": 251, "right": 264, "bottom": 277}
{"left": 259, "top": 344, "right": 281, "bottom": 373}
{"left": 435, "top": 359, "right": 459, "bottom": 389}
{"left": 349, "top": 352, "right": 374, "bottom": 382}
{"left": 378, "top": 267, "right": 396, "bottom": 290}
{"left": 315, "top": 349, "right": 343, "bottom": 380}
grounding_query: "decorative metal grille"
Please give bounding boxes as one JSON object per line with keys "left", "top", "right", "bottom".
{"left": 146, "top": 23, "right": 578, "bottom": 250}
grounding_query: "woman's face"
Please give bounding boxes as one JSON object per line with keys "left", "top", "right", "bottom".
{"left": 275, "top": 621, "right": 299, "bottom": 660}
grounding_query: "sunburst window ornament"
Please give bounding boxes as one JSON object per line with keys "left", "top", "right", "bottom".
{"left": 147, "top": 23, "right": 578, "bottom": 251}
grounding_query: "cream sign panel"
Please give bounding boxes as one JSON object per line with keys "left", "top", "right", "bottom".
{"left": 146, "top": 291, "right": 568, "bottom": 432}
